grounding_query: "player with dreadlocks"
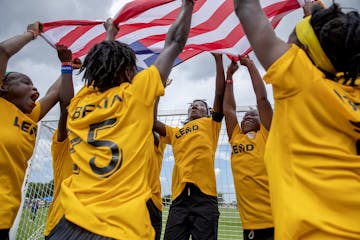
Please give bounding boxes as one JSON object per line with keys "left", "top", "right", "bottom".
{"left": 233, "top": 0, "right": 360, "bottom": 239}
{"left": 154, "top": 53, "right": 225, "bottom": 240}
{"left": 80, "top": 40, "right": 137, "bottom": 92}
{"left": 47, "top": 0, "right": 195, "bottom": 239}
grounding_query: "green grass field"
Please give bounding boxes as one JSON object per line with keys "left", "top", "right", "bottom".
{"left": 16, "top": 207, "right": 243, "bottom": 240}
{"left": 16, "top": 208, "right": 49, "bottom": 240}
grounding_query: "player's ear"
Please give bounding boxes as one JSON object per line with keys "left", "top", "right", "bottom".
{"left": 0, "top": 85, "right": 9, "bottom": 96}
{"left": 125, "top": 66, "right": 136, "bottom": 82}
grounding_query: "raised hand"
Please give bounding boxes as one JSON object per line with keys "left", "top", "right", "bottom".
{"left": 56, "top": 45, "right": 72, "bottom": 63}
{"left": 239, "top": 55, "right": 253, "bottom": 67}
{"left": 26, "top": 21, "right": 43, "bottom": 39}
{"left": 72, "top": 58, "right": 82, "bottom": 70}
{"left": 227, "top": 58, "right": 239, "bottom": 79}
{"left": 104, "top": 18, "right": 119, "bottom": 40}
{"left": 211, "top": 52, "right": 223, "bottom": 61}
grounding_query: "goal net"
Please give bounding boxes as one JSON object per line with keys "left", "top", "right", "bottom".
{"left": 12, "top": 108, "right": 251, "bottom": 240}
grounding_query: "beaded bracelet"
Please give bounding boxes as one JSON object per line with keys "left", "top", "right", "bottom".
{"left": 61, "top": 62, "right": 73, "bottom": 66}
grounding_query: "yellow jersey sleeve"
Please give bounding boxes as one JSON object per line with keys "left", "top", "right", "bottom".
{"left": 263, "top": 44, "right": 360, "bottom": 239}
{"left": 264, "top": 44, "right": 321, "bottom": 99}
{"left": 148, "top": 137, "right": 167, "bottom": 211}
{"left": 163, "top": 125, "right": 174, "bottom": 144}
{"left": 130, "top": 65, "right": 165, "bottom": 107}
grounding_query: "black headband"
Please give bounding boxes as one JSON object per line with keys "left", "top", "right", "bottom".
{"left": 3, "top": 71, "right": 13, "bottom": 82}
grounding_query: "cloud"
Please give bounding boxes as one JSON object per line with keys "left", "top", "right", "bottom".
{"left": 108, "top": 0, "right": 134, "bottom": 17}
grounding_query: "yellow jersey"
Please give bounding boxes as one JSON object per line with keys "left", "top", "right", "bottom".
{"left": 264, "top": 44, "right": 360, "bottom": 239}
{"left": 0, "top": 99, "right": 40, "bottom": 229}
{"left": 163, "top": 116, "right": 221, "bottom": 200}
{"left": 230, "top": 124, "right": 273, "bottom": 230}
{"left": 44, "top": 130, "right": 72, "bottom": 236}
{"left": 62, "top": 65, "right": 164, "bottom": 239}
{"left": 148, "top": 136, "right": 166, "bottom": 211}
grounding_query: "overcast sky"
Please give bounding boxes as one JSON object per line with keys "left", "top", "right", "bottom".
{"left": 0, "top": 0, "right": 358, "bottom": 119}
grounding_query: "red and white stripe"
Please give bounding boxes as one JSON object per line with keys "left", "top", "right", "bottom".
{"left": 41, "top": 0, "right": 304, "bottom": 69}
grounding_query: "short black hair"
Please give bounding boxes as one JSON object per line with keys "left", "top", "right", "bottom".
{"left": 191, "top": 99, "right": 210, "bottom": 115}
{"left": 182, "top": 99, "right": 211, "bottom": 124}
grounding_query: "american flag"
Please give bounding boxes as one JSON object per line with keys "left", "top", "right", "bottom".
{"left": 41, "top": 0, "right": 304, "bottom": 70}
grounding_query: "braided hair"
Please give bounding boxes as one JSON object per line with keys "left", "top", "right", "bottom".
{"left": 79, "top": 40, "right": 137, "bottom": 92}
{"left": 310, "top": 2, "right": 360, "bottom": 85}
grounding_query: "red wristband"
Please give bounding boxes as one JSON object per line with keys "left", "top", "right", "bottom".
{"left": 226, "top": 79, "right": 233, "bottom": 84}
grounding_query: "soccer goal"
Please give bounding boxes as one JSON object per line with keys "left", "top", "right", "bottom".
{"left": 11, "top": 107, "right": 251, "bottom": 240}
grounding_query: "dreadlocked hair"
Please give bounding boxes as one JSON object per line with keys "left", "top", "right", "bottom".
{"left": 310, "top": 2, "right": 360, "bottom": 85}
{"left": 79, "top": 40, "right": 136, "bottom": 92}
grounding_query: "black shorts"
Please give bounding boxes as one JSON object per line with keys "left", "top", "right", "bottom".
{"left": 46, "top": 216, "right": 113, "bottom": 240}
{"left": 164, "top": 183, "right": 219, "bottom": 240}
{"left": 243, "top": 227, "right": 274, "bottom": 240}
{"left": 0, "top": 229, "right": 9, "bottom": 240}
{"left": 147, "top": 199, "right": 162, "bottom": 240}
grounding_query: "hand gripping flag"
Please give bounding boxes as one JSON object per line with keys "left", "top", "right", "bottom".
{"left": 41, "top": 0, "right": 305, "bottom": 70}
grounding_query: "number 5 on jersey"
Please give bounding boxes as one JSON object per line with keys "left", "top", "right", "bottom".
{"left": 87, "top": 118, "right": 123, "bottom": 178}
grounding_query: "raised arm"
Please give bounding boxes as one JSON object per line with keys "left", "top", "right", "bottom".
{"left": 240, "top": 56, "right": 272, "bottom": 131}
{"left": 104, "top": 18, "right": 119, "bottom": 41}
{"left": 153, "top": 96, "right": 166, "bottom": 137}
{"left": 153, "top": 78, "right": 172, "bottom": 137}
{"left": 38, "top": 47, "right": 76, "bottom": 122}
{"left": 223, "top": 59, "right": 239, "bottom": 139}
{"left": 56, "top": 46, "right": 75, "bottom": 141}
{"left": 153, "top": 0, "right": 194, "bottom": 85}
{"left": 153, "top": 99, "right": 166, "bottom": 137}
{"left": 233, "top": 0, "right": 290, "bottom": 70}
{"left": 212, "top": 53, "right": 225, "bottom": 114}
{"left": 0, "top": 22, "right": 41, "bottom": 85}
